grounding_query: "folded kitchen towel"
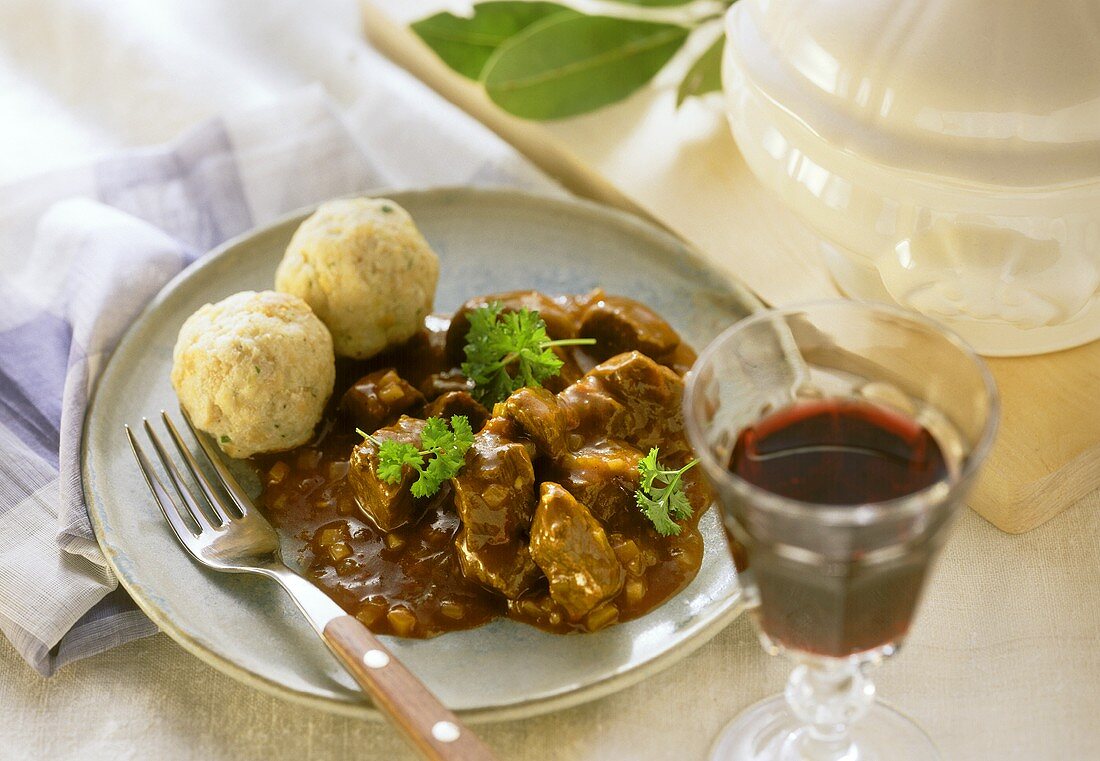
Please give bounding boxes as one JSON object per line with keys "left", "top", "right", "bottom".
{"left": 0, "top": 83, "right": 557, "bottom": 675}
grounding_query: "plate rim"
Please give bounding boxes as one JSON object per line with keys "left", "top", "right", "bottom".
{"left": 82, "top": 185, "right": 758, "bottom": 722}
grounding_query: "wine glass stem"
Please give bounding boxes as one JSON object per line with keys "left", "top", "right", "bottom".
{"left": 784, "top": 655, "right": 876, "bottom": 760}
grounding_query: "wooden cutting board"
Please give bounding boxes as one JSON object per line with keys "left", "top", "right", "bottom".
{"left": 361, "top": 2, "right": 1100, "bottom": 533}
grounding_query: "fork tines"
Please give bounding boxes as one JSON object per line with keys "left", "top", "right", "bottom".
{"left": 126, "top": 412, "right": 247, "bottom": 543}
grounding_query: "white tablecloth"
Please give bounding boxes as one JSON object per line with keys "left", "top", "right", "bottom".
{"left": 2, "top": 0, "right": 1098, "bottom": 759}
{"left": 3, "top": 504, "right": 1098, "bottom": 760}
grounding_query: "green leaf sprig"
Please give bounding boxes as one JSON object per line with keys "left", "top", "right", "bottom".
{"left": 411, "top": 1, "right": 735, "bottom": 120}
{"left": 460, "top": 302, "right": 595, "bottom": 405}
{"left": 636, "top": 447, "right": 698, "bottom": 536}
{"left": 481, "top": 14, "right": 689, "bottom": 120}
{"left": 411, "top": 2, "right": 577, "bottom": 79}
{"left": 357, "top": 416, "right": 474, "bottom": 498}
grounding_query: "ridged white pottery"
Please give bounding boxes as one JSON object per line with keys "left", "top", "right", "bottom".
{"left": 722, "top": 0, "right": 1100, "bottom": 356}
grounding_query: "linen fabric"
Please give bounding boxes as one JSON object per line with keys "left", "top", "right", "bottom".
{"left": 0, "top": 54, "right": 554, "bottom": 674}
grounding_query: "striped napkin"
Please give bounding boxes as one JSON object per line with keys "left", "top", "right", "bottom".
{"left": 0, "top": 84, "right": 555, "bottom": 675}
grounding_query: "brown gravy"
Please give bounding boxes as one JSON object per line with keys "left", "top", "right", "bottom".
{"left": 255, "top": 292, "right": 707, "bottom": 638}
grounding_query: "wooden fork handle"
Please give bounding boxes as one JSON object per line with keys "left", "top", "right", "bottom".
{"left": 323, "top": 615, "right": 497, "bottom": 761}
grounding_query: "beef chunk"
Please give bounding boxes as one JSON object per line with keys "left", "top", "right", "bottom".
{"left": 586, "top": 351, "right": 682, "bottom": 408}
{"left": 581, "top": 351, "right": 685, "bottom": 450}
{"left": 450, "top": 420, "right": 536, "bottom": 549}
{"left": 422, "top": 391, "right": 490, "bottom": 432}
{"left": 445, "top": 290, "right": 577, "bottom": 364}
{"left": 455, "top": 531, "right": 541, "bottom": 599}
{"left": 348, "top": 416, "right": 426, "bottom": 531}
{"left": 530, "top": 482, "right": 624, "bottom": 620}
{"left": 557, "top": 379, "right": 630, "bottom": 437}
{"left": 418, "top": 369, "right": 472, "bottom": 400}
{"left": 498, "top": 386, "right": 575, "bottom": 459}
{"left": 450, "top": 419, "right": 542, "bottom": 597}
{"left": 579, "top": 296, "right": 681, "bottom": 360}
{"left": 341, "top": 369, "right": 425, "bottom": 433}
{"left": 548, "top": 440, "right": 644, "bottom": 523}
{"left": 542, "top": 345, "right": 585, "bottom": 394}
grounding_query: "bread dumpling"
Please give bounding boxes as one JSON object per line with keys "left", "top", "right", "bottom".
{"left": 171, "top": 290, "right": 334, "bottom": 458}
{"left": 275, "top": 197, "right": 439, "bottom": 359}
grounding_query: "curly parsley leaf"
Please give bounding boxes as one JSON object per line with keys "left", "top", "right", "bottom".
{"left": 358, "top": 416, "right": 474, "bottom": 498}
{"left": 460, "top": 302, "right": 595, "bottom": 404}
{"left": 375, "top": 439, "right": 422, "bottom": 483}
{"left": 636, "top": 447, "right": 698, "bottom": 536}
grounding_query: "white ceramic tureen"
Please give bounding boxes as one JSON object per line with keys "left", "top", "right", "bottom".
{"left": 722, "top": 0, "right": 1100, "bottom": 356}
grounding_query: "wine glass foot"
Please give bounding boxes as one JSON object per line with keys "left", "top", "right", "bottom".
{"left": 710, "top": 695, "right": 940, "bottom": 761}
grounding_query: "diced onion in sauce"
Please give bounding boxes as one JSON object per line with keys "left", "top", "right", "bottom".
{"left": 439, "top": 601, "right": 466, "bottom": 620}
{"left": 328, "top": 542, "right": 351, "bottom": 563}
{"left": 318, "top": 527, "right": 344, "bottom": 546}
{"left": 267, "top": 461, "right": 290, "bottom": 485}
{"left": 625, "top": 578, "right": 647, "bottom": 605}
{"left": 387, "top": 607, "right": 417, "bottom": 636}
{"left": 585, "top": 605, "right": 619, "bottom": 631}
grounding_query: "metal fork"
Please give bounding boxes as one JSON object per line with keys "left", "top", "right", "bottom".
{"left": 126, "top": 411, "right": 495, "bottom": 761}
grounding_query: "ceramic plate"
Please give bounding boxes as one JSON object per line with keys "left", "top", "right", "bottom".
{"left": 83, "top": 187, "right": 759, "bottom": 722}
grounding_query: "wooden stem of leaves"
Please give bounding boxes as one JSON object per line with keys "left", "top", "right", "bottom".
{"left": 411, "top": 1, "right": 735, "bottom": 120}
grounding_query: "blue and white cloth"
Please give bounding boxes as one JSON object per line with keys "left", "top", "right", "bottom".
{"left": 0, "top": 76, "right": 554, "bottom": 674}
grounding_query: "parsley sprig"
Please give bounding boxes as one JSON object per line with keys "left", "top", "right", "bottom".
{"left": 357, "top": 415, "right": 474, "bottom": 498}
{"left": 636, "top": 447, "right": 699, "bottom": 537}
{"left": 460, "top": 302, "right": 595, "bottom": 404}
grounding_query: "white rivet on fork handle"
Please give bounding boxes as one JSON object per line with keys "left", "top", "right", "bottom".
{"left": 432, "top": 721, "right": 460, "bottom": 743}
{"left": 324, "top": 617, "right": 497, "bottom": 756}
{"left": 363, "top": 649, "right": 390, "bottom": 669}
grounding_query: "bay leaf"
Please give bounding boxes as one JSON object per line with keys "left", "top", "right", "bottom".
{"left": 481, "top": 14, "right": 690, "bottom": 120}
{"left": 411, "top": 2, "right": 577, "bottom": 80}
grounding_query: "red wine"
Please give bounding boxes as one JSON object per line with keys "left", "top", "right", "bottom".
{"left": 724, "top": 398, "right": 950, "bottom": 657}
{"left": 730, "top": 398, "right": 947, "bottom": 504}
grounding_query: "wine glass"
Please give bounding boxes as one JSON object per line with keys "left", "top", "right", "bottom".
{"left": 683, "top": 300, "right": 999, "bottom": 761}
